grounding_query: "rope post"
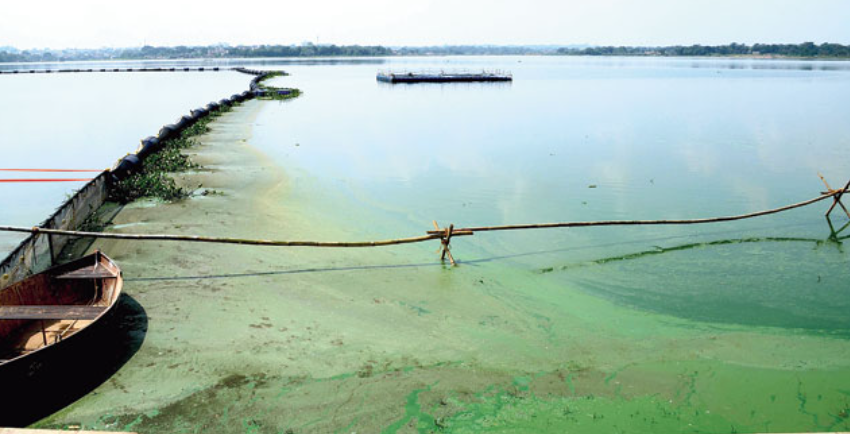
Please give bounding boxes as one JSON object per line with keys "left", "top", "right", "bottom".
{"left": 827, "top": 179, "right": 850, "bottom": 220}
{"left": 818, "top": 174, "right": 850, "bottom": 220}
{"left": 443, "top": 224, "right": 456, "bottom": 266}
{"left": 433, "top": 221, "right": 457, "bottom": 266}
{"left": 826, "top": 215, "right": 850, "bottom": 243}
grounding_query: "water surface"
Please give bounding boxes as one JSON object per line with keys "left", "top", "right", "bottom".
{"left": 257, "top": 56, "right": 850, "bottom": 331}
{"left": 5, "top": 56, "right": 850, "bottom": 433}
{"left": 0, "top": 64, "right": 250, "bottom": 253}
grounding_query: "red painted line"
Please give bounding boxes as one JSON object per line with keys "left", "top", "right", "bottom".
{"left": 0, "top": 178, "right": 93, "bottom": 183}
{"left": 0, "top": 168, "right": 102, "bottom": 172}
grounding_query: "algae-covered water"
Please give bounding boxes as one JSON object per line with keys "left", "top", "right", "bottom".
{"left": 259, "top": 56, "right": 850, "bottom": 333}
{"left": 13, "top": 56, "right": 850, "bottom": 433}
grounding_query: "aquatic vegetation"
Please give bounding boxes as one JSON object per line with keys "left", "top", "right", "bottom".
{"left": 259, "top": 88, "right": 301, "bottom": 101}
{"left": 109, "top": 171, "right": 187, "bottom": 203}
{"left": 109, "top": 110, "right": 228, "bottom": 203}
{"left": 256, "top": 70, "right": 288, "bottom": 81}
{"left": 254, "top": 71, "right": 302, "bottom": 101}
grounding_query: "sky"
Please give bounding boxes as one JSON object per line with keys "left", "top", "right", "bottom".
{"left": 2, "top": 0, "right": 850, "bottom": 49}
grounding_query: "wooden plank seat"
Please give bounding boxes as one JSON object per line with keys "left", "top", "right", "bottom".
{"left": 0, "top": 305, "right": 106, "bottom": 320}
{"left": 55, "top": 265, "right": 118, "bottom": 280}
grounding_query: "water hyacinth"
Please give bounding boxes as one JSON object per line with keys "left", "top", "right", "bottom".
{"left": 109, "top": 105, "right": 235, "bottom": 203}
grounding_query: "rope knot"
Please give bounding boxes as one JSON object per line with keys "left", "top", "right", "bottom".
{"left": 818, "top": 174, "right": 850, "bottom": 220}
{"left": 433, "top": 221, "right": 457, "bottom": 266}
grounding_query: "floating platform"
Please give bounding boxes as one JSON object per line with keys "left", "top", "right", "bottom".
{"left": 376, "top": 70, "right": 512, "bottom": 83}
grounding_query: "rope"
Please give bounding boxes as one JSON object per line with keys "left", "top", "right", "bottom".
{"left": 0, "top": 169, "right": 102, "bottom": 172}
{"left": 0, "top": 189, "right": 844, "bottom": 250}
{"left": 434, "top": 188, "right": 849, "bottom": 234}
{"left": 0, "top": 226, "right": 472, "bottom": 247}
{"left": 0, "top": 178, "right": 94, "bottom": 183}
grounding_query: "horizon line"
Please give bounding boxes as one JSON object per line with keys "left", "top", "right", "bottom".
{"left": 4, "top": 41, "right": 850, "bottom": 52}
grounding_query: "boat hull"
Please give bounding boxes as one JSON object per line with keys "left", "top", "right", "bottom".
{"left": 0, "top": 252, "right": 127, "bottom": 427}
{"left": 0, "top": 299, "right": 122, "bottom": 426}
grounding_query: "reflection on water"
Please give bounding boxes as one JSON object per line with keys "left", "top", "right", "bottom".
{"left": 252, "top": 55, "right": 850, "bottom": 330}
{"left": 546, "top": 215, "right": 850, "bottom": 272}
{"left": 546, "top": 232, "right": 848, "bottom": 272}
{"left": 539, "top": 226, "right": 850, "bottom": 331}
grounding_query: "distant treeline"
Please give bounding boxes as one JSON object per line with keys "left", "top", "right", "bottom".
{"left": 220, "top": 44, "right": 392, "bottom": 58}
{"left": 3, "top": 42, "right": 850, "bottom": 63}
{"left": 395, "top": 45, "right": 553, "bottom": 55}
{"left": 558, "top": 42, "right": 850, "bottom": 58}
{"left": 0, "top": 44, "right": 392, "bottom": 63}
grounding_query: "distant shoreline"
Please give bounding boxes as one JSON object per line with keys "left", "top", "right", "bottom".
{"left": 3, "top": 42, "right": 850, "bottom": 63}
{"left": 2, "top": 54, "right": 850, "bottom": 66}
{"left": 558, "top": 53, "right": 850, "bottom": 60}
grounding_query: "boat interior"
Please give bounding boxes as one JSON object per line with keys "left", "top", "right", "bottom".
{"left": 0, "top": 252, "right": 121, "bottom": 363}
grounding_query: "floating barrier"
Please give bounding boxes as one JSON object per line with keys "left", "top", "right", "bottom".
{"left": 0, "top": 67, "right": 232, "bottom": 74}
{"left": 179, "top": 115, "right": 196, "bottom": 129}
{"left": 190, "top": 107, "right": 209, "bottom": 119}
{"left": 134, "top": 137, "right": 161, "bottom": 160}
{"left": 157, "top": 124, "right": 179, "bottom": 142}
{"left": 109, "top": 154, "right": 141, "bottom": 181}
{"left": 233, "top": 67, "right": 265, "bottom": 76}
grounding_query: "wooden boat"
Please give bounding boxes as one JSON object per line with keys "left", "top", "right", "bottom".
{"left": 0, "top": 250, "right": 122, "bottom": 377}
{"left": 0, "top": 251, "right": 131, "bottom": 427}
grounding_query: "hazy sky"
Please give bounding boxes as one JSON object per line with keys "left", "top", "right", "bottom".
{"left": 2, "top": 0, "right": 849, "bottom": 49}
